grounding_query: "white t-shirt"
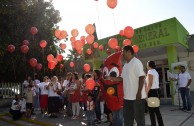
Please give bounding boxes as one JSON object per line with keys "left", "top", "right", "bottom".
{"left": 177, "top": 72, "right": 191, "bottom": 88}
{"left": 70, "top": 82, "right": 77, "bottom": 90}
{"left": 35, "top": 79, "right": 40, "bottom": 93}
{"left": 38, "top": 82, "right": 49, "bottom": 95}
{"left": 145, "top": 69, "right": 159, "bottom": 89}
{"left": 121, "top": 57, "right": 146, "bottom": 100}
{"left": 48, "top": 82, "right": 62, "bottom": 97}
{"left": 63, "top": 80, "right": 70, "bottom": 90}
{"left": 11, "top": 99, "right": 22, "bottom": 110}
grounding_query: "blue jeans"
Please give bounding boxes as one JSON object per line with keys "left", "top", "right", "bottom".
{"left": 112, "top": 108, "right": 123, "bottom": 126}
{"left": 86, "top": 110, "right": 95, "bottom": 124}
{"left": 123, "top": 99, "right": 145, "bottom": 126}
{"left": 179, "top": 87, "right": 192, "bottom": 110}
{"left": 34, "top": 93, "right": 40, "bottom": 109}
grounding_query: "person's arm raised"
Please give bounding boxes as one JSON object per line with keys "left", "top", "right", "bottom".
{"left": 105, "top": 76, "right": 123, "bottom": 82}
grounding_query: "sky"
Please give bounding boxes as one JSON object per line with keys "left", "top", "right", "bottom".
{"left": 47, "top": 0, "right": 194, "bottom": 56}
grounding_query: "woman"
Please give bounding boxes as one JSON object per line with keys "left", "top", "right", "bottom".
{"left": 36, "top": 76, "right": 49, "bottom": 117}
{"left": 9, "top": 94, "right": 22, "bottom": 120}
{"left": 146, "top": 60, "right": 164, "bottom": 126}
{"left": 63, "top": 72, "right": 72, "bottom": 116}
{"left": 47, "top": 76, "right": 62, "bottom": 118}
{"left": 69, "top": 72, "right": 81, "bottom": 119}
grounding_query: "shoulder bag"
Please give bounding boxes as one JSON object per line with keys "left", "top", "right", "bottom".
{"left": 147, "top": 70, "right": 160, "bottom": 107}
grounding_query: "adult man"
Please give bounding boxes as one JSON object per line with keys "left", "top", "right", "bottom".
{"left": 106, "top": 45, "right": 146, "bottom": 126}
{"left": 171, "top": 65, "right": 192, "bottom": 111}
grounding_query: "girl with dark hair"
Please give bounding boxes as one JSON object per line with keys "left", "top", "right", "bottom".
{"left": 69, "top": 72, "right": 81, "bottom": 119}
{"left": 146, "top": 60, "right": 164, "bottom": 126}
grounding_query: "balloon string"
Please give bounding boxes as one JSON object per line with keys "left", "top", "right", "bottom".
{"left": 92, "top": 54, "right": 94, "bottom": 72}
{"left": 95, "top": 1, "right": 102, "bottom": 38}
{"left": 32, "top": 35, "right": 35, "bottom": 56}
{"left": 42, "top": 48, "right": 45, "bottom": 76}
{"left": 24, "top": 54, "right": 27, "bottom": 79}
{"left": 11, "top": 56, "right": 16, "bottom": 81}
{"left": 111, "top": 10, "right": 117, "bottom": 38}
{"left": 33, "top": 67, "right": 35, "bottom": 80}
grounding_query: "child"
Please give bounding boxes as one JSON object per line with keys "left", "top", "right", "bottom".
{"left": 25, "top": 84, "right": 34, "bottom": 118}
{"left": 86, "top": 93, "right": 95, "bottom": 126}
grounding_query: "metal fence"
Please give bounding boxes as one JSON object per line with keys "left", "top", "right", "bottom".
{"left": 0, "top": 82, "right": 22, "bottom": 99}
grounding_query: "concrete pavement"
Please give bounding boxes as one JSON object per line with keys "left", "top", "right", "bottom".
{"left": 0, "top": 105, "right": 194, "bottom": 126}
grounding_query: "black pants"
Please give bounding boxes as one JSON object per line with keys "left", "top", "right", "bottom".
{"left": 9, "top": 109, "right": 22, "bottom": 120}
{"left": 48, "top": 97, "right": 59, "bottom": 114}
{"left": 94, "top": 100, "right": 101, "bottom": 121}
{"left": 148, "top": 89, "right": 164, "bottom": 126}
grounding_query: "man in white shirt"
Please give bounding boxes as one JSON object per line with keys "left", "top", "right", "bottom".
{"left": 106, "top": 45, "right": 146, "bottom": 126}
{"left": 171, "top": 66, "right": 192, "bottom": 111}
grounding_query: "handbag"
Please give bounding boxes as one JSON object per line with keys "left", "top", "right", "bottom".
{"left": 147, "top": 97, "right": 160, "bottom": 107}
{"left": 147, "top": 70, "right": 160, "bottom": 107}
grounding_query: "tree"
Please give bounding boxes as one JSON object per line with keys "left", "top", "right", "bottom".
{"left": 0, "top": 0, "right": 62, "bottom": 82}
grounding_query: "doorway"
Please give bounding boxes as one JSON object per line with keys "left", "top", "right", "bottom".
{"left": 156, "top": 64, "right": 171, "bottom": 98}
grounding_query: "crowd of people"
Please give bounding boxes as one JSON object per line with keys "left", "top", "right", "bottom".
{"left": 9, "top": 45, "right": 192, "bottom": 126}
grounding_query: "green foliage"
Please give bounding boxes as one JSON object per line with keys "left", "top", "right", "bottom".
{"left": 0, "top": 0, "right": 62, "bottom": 82}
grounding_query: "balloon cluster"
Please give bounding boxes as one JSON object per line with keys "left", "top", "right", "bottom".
{"left": 47, "top": 54, "right": 64, "bottom": 70}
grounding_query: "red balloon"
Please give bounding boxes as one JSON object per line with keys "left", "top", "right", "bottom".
{"left": 70, "top": 62, "right": 75, "bottom": 68}
{"left": 85, "top": 24, "right": 95, "bottom": 35}
{"left": 30, "top": 27, "right": 38, "bottom": 35}
{"left": 60, "top": 30, "right": 67, "bottom": 39}
{"left": 123, "top": 39, "right": 131, "bottom": 46}
{"left": 48, "top": 61, "right": 55, "bottom": 70}
{"left": 87, "top": 48, "right": 92, "bottom": 55}
{"left": 86, "top": 78, "right": 95, "bottom": 90}
{"left": 60, "top": 43, "right": 66, "bottom": 50}
{"left": 115, "top": 46, "right": 121, "bottom": 52}
{"left": 77, "top": 49, "right": 82, "bottom": 54}
{"left": 22, "top": 40, "right": 29, "bottom": 45}
{"left": 53, "top": 58, "right": 58, "bottom": 65}
{"left": 99, "top": 45, "right": 104, "bottom": 51}
{"left": 71, "top": 41, "right": 76, "bottom": 49}
{"left": 106, "top": 48, "right": 111, "bottom": 55}
{"left": 108, "top": 38, "right": 118, "bottom": 49}
{"left": 54, "top": 29, "right": 61, "bottom": 38}
{"left": 47, "top": 54, "right": 54, "bottom": 62}
{"left": 7, "top": 44, "right": 15, "bottom": 53}
{"left": 75, "top": 40, "right": 84, "bottom": 51}
{"left": 107, "top": 0, "right": 117, "bottom": 9}
{"left": 119, "top": 30, "right": 124, "bottom": 36}
{"left": 36, "top": 63, "right": 42, "bottom": 71}
{"left": 132, "top": 45, "right": 139, "bottom": 53}
{"left": 39, "top": 40, "right": 47, "bottom": 48}
{"left": 124, "top": 26, "right": 134, "bottom": 38}
{"left": 70, "top": 37, "right": 76, "bottom": 42}
{"left": 86, "top": 35, "right": 94, "bottom": 44}
{"left": 83, "top": 64, "right": 91, "bottom": 72}
{"left": 56, "top": 54, "right": 63, "bottom": 62}
{"left": 29, "top": 58, "right": 37, "bottom": 67}
{"left": 93, "top": 42, "right": 98, "bottom": 48}
{"left": 60, "top": 64, "right": 64, "bottom": 69}
{"left": 71, "top": 29, "right": 79, "bottom": 37}
{"left": 21, "top": 45, "right": 29, "bottom": 54}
